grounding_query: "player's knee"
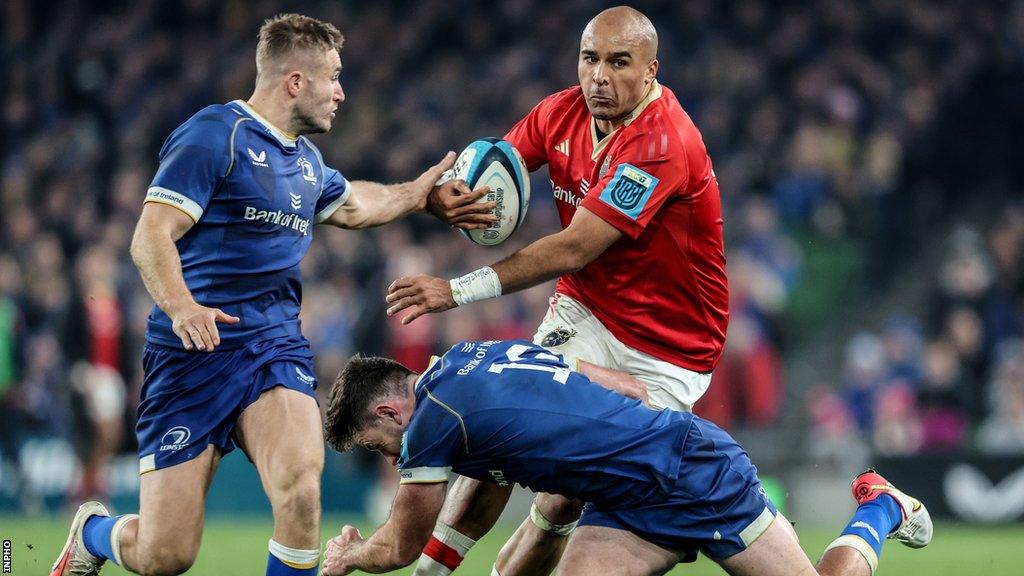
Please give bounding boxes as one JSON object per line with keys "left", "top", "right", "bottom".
{"left": 136, "top": 544, "right": 198, "bottom": 576}
{"left": 269, "top": 466, "right": 321, "bottom": 526}
{"left": 534, "top": 493, "right": 583, "bottom": 525}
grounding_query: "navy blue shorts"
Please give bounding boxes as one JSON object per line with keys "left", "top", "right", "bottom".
{"left": 136, "top": 335, "right": 317, "bottom": 474}
{"left": 577, "top": 418, "right": 777, "bottom": 561}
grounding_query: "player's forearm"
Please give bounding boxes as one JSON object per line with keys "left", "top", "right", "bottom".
{"left": 346, "top": 180, "right": 427, "bottom": 228}
{"left": 341, "top": 525, "right": 420, "bottom": 572}
{"left": 492, "top": 233, "right": 586, "bottom": 295}
{"left": 129, "top": 226, "right": 195, "bottom": 316}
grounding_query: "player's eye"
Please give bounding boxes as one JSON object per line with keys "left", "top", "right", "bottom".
{"left": 583, "top": 55, "right": 598, "bottom": 64}
{"left": 613, "top": 60, "right": 628, "bottom": 68}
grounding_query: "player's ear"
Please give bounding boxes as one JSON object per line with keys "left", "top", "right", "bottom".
{"left": 375, "top": 403, "right": 400, "bottom": 423}
{"left": 285, "top": 70, "right": 303, "bottom": 97}
{"left": 645, "top": 59, "right": 659, "bottom": 85}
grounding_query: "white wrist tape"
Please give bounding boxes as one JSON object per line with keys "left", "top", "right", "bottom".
{"left": 450, "top": 266, "right": 502, "bottom": 306}
{"left": 529, "top": 502, "right": 578, "bottom": 536}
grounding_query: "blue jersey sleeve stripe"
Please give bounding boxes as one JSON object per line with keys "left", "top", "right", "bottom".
{"left": 224, "top": 117, "right": 251, "bottom": 178}
{"left": 145, "top": 186, "right": 204, "bottom": 222}
{"left": 423, "top": 387, "right": 470, "bottom": 454}
{"left": 312, "top": 179, "right": 351, "bottom": 224}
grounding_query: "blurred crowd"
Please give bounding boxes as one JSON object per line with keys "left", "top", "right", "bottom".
{"left": 811, "top": 207, "right": 1024, "bottom": 457}
{"left": 2, "top": 0, "right": 1022, "bottom": 503}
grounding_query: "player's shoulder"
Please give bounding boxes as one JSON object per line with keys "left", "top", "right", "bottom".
{"left": 170, "top": 103, "right": 243, "bottom": 141}
{"left": 535, "top": 86, "right": 587, "bottom": 117}
{"left": 619, "top": 84, "right": 702, "bottom": 163}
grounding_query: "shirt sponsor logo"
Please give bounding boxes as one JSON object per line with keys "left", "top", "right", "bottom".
{"left": 555, "top": 139, "right": 570, "bottom": 157}
{"left": 160, "top": 426, "right": 191, "bottom": 452}
{"left": 248, "top": 147, "right": 269, "bottom": 167}
{"left": 457, "top": 340, "right": 500, "bottom": 375}
{"left": 243, "top": 206, "right": 311, "bottom": 236}
{"left": 552, "top": 182, "right": 581, "bottom": 208}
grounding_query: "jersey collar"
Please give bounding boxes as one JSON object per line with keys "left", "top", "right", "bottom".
{"left": 232, "top": 100, "right": 299, "bottom": 148}
{"left": 590, "top": 80, "right": 663, "bottom": 160}
{"left": 414, "top": 355, "right": 443, "bottom": 392}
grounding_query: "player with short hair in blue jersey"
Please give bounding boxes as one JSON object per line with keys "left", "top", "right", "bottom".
{"left": 50, "top": 13, "right": 495, "bottom": 576}
{"left": 320, "top": 340, "right": 933, "bottom": 576}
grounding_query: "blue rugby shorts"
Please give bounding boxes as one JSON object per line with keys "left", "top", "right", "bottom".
{"left": 136, "top": 335, "right": 318, "bottom": 474}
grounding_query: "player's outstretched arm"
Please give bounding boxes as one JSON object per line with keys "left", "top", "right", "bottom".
{"left": 130, "top": 203, "right": 239, "bottom": 351}
{"left": 322, "top": 482, "right": 447, "bottom": 575}
{"left": 578, "top": 360, "right": 650, "bottom": 405}
{"left": 386, "top": 207, "right": 622, "bottom": 324}
{"left": 321, "top": 152, "right": 495, "bottom": 230}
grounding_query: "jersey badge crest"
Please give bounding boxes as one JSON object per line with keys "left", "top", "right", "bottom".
{"left": 541, "top": 327, "right": 577, "bottom": 348}
{"left": 298, "top": 157, "right": 317, "bottom": 185}
{"left": 599, "top": 163, "right": 660, "bottom": 220}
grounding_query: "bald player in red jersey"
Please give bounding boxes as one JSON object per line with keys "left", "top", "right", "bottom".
{"left": 386, "top": 6, "right": 733, "bottom": 576}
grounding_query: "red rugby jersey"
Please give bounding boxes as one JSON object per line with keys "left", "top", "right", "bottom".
{"left": 504, "top": 82, "right": 728, "bottom": 372}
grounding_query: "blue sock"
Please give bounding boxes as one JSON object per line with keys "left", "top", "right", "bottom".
{"left": 82, "top": 515, "right": 119, "bottom": 563}
{"left": 840, "top": 494, "right": 903, "bottom": 558}
{"left": 266, "top": 540, "right": 318, "bottom": 576}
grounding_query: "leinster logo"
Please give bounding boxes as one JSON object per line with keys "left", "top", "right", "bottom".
{"left": 160, "top": 426, "right": 191, "bottom": 452}
{"left": 298, "top": 157, "right": 317, "bottom": 185}
{"left": 541, "top": 327, "right": 577, "bottom": 348}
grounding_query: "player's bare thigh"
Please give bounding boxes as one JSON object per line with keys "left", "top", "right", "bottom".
{"left": 556, "top": 525, "right": 682, "bottom": 576}
{"left": 235, "top": 386, "right": 324, "bottom": 545}
{"left": 717, "top": 513, "right": 819, "bottom": 576}
{"left": 128, "top": 444, "right": 221, "bottom": 571}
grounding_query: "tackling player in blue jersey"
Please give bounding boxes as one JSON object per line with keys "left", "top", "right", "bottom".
{"left": 50, "top": 13, "right": 493, "bottom": 576}
{"left": 320, "top": 340, "right": 933, "bottom": 576}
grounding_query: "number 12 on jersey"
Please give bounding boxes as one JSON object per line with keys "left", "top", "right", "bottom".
{"left": 487, "top": 344, "right": 571, "bottom": 384}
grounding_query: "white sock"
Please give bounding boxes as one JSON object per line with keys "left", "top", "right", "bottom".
{"left": 823, "top": 534, "right": 879, "bottom": 575}
{"left": 268, "top": 538, "right": 320, "bottom": 570}
{"left": 413, "top": 521, "right": 477, "bottom": 576}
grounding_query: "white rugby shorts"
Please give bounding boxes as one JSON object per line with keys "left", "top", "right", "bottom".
{"left": 532, "top": 293, "right": 712, "bottom": 412}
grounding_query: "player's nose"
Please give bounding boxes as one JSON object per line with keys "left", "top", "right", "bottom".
{"left": 591, "top": 62, "right": 609, "bottom": 84}
{"left": 335, "top": 83, "right": 345, "bottom": 104}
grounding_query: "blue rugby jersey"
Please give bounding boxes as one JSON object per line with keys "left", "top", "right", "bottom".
{"left": 397, "top": 340, "right": 694, "bottom": 509}
{"left": 143, "top": 100, "right": 349, "bottom": 349}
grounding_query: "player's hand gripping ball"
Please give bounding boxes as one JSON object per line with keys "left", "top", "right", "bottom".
{"left": 453, "top": 138, "right": 531, "bottom": 246}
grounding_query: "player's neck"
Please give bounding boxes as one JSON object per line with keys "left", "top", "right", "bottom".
{"left": 244, "top": 94, "right": 300, "bottom": 140}
{"left": 594, "top": 118, "right": 620, "bottom": 138}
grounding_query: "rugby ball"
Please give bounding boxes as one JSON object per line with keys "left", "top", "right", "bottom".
{"left": 453, "top": 138, "right": 530, "bottom": 246}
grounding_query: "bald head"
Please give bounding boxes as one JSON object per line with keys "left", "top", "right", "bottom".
{"left": 582, "top": 6, "right": 658, "bottom": 64}
{"left": 577, "top": 6, "right": 660, "bottom": 128}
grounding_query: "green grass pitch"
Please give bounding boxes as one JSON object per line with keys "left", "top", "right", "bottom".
{"left": 6, "top": 516, "right": 1021, "bottom": 575}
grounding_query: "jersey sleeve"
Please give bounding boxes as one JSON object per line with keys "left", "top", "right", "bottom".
{"left": 397, "top": 393, "right": 466, "bottom": 484}
{"left": 313, "top": 166, "right": 351, "bottom": 224}
{"left": 503, "top": 94, "right": 559, "bottom": 172}
{"left": 146, "top": 114, "right": 234, "bottom": 222}
{"left": 580, "top": 135, "right": 689, "bottom": 239}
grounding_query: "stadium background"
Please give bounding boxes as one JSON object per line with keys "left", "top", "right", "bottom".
{"left": 2, "top": 0, "right": 1023, "bottom": 573}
